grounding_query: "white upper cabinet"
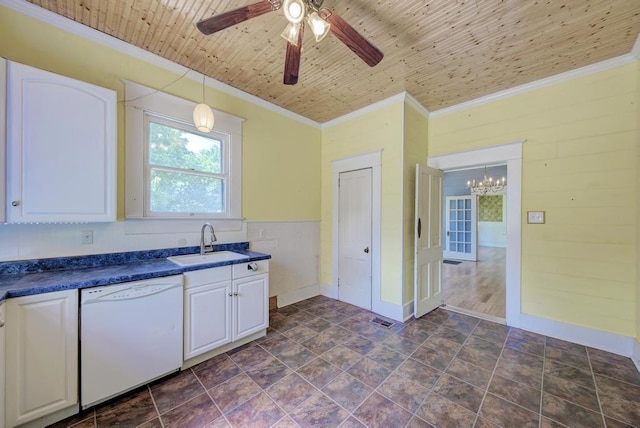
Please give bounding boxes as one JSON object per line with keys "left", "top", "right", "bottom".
{"left": 5, "top": 61, "right": 116, "bottom": 223}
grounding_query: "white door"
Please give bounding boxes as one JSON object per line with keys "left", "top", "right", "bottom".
{"left": 233, "top": 274, "right": 269, "bottom": 340}
{"left": 338, "top": 168, "right": 372, "bottom": 309}
{"left": 444, "top": 195, "right": 478, "bottom": 261}
{"left": 414, "top": 164, "right": 444, "bottom": 318}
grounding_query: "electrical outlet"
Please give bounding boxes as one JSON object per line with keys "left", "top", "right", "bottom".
{"left": 259, "top": 229, "right": 266, "bottom": 238}
{"left": 81, "top": 230, "right": 93, "bottom": 244}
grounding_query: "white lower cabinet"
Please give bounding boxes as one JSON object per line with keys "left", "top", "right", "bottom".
{"left": 5, "top": 290, "right": 78, "bottom": 427}
{"left": 0, "top": 302, "right": 6, "bottom": 428}
{"left": 184, "top": 266, "right": 233, "bottom": 360}
{"left": 184, "top": 260, "right": 269, "bottom": 361}
{"left": 232, "top": 261, "right": 269, "bottom": 340}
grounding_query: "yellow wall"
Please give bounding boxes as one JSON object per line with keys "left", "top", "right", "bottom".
{"left": 403, "top": 103, "right": 429, "bottom": 304}
{"left": 0, "top": 5, "right": 321, "bottom": 222}
{"left": 429, "top": 63, "right": 638, "bottom": 336}
{"left": 637, "top": 60, "right": 640, "bottom": 344}
{"left": 321, "top": 103, "right": 405, "bottom": 305}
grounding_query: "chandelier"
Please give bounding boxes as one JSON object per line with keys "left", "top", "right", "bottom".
{"left": 467, "top": 167, "right": 506, "bottom": 195}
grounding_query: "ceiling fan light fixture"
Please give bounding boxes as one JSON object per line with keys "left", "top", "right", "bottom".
{"left": 283, "top": 0, "right": 305, "bottom": 23}
{"left": 281, "top": 22, "right": 302, "bottom": 45}
{"left": 307, "top": 11, "right": 330, "bottom": 42}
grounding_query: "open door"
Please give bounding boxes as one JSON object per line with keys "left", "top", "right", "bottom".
{"left": 414, "top": 163, "right": 444, "bottom": 319}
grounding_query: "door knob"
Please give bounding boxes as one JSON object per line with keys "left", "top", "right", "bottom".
{"left": 11, "top": 201, "right": 19, "bottom": 207}
{"left": 364, "top": 247, "right": 369, "bottom": 254}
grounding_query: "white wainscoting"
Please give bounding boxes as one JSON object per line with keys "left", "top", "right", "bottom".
{"left": 0, "top": 219, "right": 247, "bottom": 261}
{"left": 247, "top": 221, "right": 320, "bottom": 307}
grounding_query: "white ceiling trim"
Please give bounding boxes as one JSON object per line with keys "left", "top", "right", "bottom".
{"left": 321, "top": 92, "right": 406, "bottom": 129}
{"left": 321, "top": 92, "right": 429, "bottom": 129}
{"left": 0, "top": 0, "right": 322, "bottom": 129}
{"left": 404, "top": 93, "right": 430, "bottom": 120}
{"left": 430, "top": 35, "right": 640, "bottom": 118}
{"left": 631, "top": 34, "right": 640, "bottom": 60}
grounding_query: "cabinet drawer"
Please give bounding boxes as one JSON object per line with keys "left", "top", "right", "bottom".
{"left": 184, "top": 266, "right": 232, "bottom": 288}
{"left": 232, "top": 260, "right": 269, "bottom": 279}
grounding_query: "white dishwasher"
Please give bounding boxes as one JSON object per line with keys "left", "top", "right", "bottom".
{"left": 80, "top": 275, "right": 183, "bottom": 408}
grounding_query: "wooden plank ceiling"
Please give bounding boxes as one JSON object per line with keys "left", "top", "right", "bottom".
{"left": 27, "top": 0, "right": 640, "bottom": 123}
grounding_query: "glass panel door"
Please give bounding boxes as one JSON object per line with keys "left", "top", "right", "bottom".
{"left": 444, "top": 195, "right": 477, "bottom": 261}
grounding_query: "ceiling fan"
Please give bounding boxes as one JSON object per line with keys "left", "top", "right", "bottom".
{"left": 196, "top": 0, "right": 384, "bottom": 85}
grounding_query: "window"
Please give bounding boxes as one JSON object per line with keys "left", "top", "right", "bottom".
{"left": 145, "top": 115, "right": 228, "bottom": 216}
{"left": 125, "top": 81, "right": 243, "bottom": 220}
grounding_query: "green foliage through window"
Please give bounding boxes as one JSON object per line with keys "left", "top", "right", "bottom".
{"left": 147, "top": 120, "right": 226, "bottom": 214}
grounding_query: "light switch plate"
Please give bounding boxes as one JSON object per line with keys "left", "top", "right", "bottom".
{"left": 527, "top": 211, "right": 545, "bottom": 224}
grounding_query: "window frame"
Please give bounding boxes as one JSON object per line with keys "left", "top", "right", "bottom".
{"left": 124, "top": 80, "right": 243, "bottom": 220}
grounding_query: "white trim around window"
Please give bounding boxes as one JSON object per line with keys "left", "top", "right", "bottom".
{"left": 124, "top": 80, "right": 243, "bottom": 220}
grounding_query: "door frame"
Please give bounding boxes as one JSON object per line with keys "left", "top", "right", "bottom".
{"left": 332, "top": 150, "right": 382, "bottom": 313}
{"left": 428, "top": 141, "right": 523, "bottom": 327}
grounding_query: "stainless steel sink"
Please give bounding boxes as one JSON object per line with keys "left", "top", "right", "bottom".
{"left": 167, "top": 251, "right": 249, "bottom": 267}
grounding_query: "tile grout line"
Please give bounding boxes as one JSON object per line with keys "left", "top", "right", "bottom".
{"left": 146, "top": 384, "right": 165, "bottom": 428}
{"left": 472, "top": 321, "right": 512, "bottom": 427}
{"left": 262, "top": 306, "right": 360, "bottom": 426}
{"left": 586, "top": 348, "right": 608, "bottom": 428}
{"left": 538, "top": 337, "right": 547, "bottom": 428}
{"left": 191, "top": 366, "right": 231, "bottom": 426}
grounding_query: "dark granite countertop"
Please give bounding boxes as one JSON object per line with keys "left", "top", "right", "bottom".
{"left": 0, "top": 242, "right": 270, "bottom": 302}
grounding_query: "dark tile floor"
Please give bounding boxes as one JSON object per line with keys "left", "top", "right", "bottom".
{"left": 52, "top": 296, "right": 640, "bottom": 428}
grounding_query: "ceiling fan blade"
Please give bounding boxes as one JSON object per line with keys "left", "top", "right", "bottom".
{"left": 327, "top": 12, "right": 383, "bottom": 67}
{"left": 197, "top": 0, "right": 276, "bottom": 35}
{"left": 283, "top": 26, "right": 303, "bottom": 85}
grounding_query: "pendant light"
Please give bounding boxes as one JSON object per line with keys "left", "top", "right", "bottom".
{"left": 193, "top": 59, "right": 214, "bottom": 133}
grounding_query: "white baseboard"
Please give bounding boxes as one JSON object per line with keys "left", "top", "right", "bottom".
{"left": 372, "top": 299, "right": 404, "bottom": 322}
{"left": 320, "top": 283, "right": 405, "bottom": 322}
{"left": 633, "top": 339, "right": 640, "bottom": 371}
{"left": 277, "top": 284, "right": 321, "bottom": 307}
{"left": 320, "top": 282, "right": 338, "bottom": 299}
{"left": 519, "top": 313, "right": 635, "bottom": 359}
{"left": 403, "top": 301, "right": 414, "bottom": 322}
{"left": 478, "top": 241, "right": 506, "bottom": 248}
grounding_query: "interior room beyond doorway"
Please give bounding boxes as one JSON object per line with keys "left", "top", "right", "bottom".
{"left": 442, "top": 166, "right": 507, "bottom": 321}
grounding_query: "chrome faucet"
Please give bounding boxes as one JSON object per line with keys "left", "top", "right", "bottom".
{"left": 200, "top": 223, "right": 217, "bottom": 255}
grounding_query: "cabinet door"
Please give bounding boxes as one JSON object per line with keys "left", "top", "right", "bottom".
{"left": 6, "top": 290, "right": 78, "bottom": 427}
{"left": 0, "top": 303, "right": 5, "bottom": 428}
{"left": 6, "top": 61, "right": 116, "bottom": 223}
{"left": 233, "top": 274, "right": 269, "bottom": 341}
{"left": 184, "top": 281, "right": 232, "bottom": 360}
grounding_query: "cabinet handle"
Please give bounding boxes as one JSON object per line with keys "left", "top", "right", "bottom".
{"left": 0, "top": 320, "right": 5, "bottom": 328}
{"left": 228, "top": 292, "right": 233, "bottom": 297}
{"left": 247, "top": 262, "right": 258, "bottom": 271}
{"left": 233, "top": 292, "right": 239, "bottom": 296}
{"left": 11, "top": 201, "right": 19, "bottom": 207}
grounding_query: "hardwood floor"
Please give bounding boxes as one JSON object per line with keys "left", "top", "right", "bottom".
{"left": 442, "top": 246, "right": 506, "bottom": 320}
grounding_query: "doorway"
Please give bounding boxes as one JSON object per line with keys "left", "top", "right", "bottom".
{"left": 440, "top": 165, "right": 507, "bottom": 321}
{"left": 427, "top": 142, "right": 523, "bottom": 327}
{"left": 331, "top": 150, "right": 383, "bottom": 315}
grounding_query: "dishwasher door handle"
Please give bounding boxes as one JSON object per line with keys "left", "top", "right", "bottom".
{"left": 83, "top": 282, "right": 182, "bottom": 303}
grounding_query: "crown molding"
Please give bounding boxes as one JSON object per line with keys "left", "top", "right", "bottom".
{"left": 321, "top": 92, "right": 429, "bottom": 129}
{"left": 404, "top": 93, "right": 430, "bottom": 120}
{"left": 631, "top": 33, "right": 640, "bottom": 61}
{"left": 431, "top": 42, "right": 640, "bottom": 118}
{"left": 0, "top": 0, "right": 322, "bottom": 129}
{"left": 321, "top": 92, "right": 406, "bottom": 129}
